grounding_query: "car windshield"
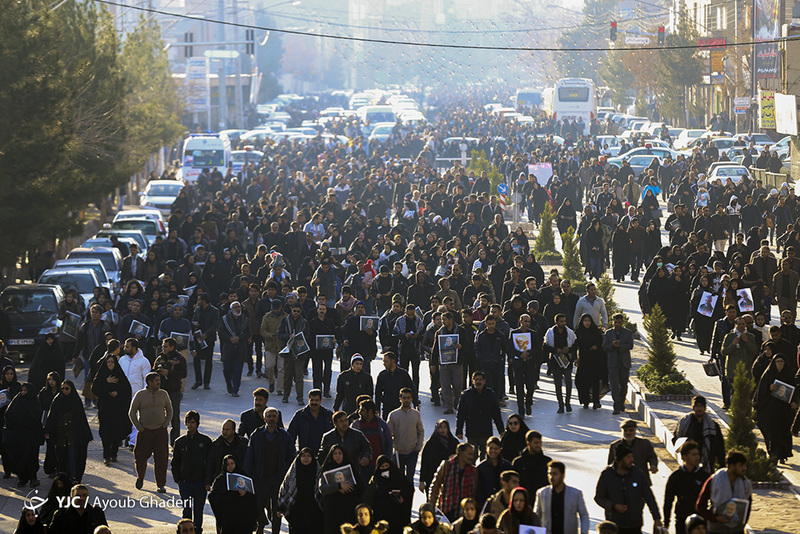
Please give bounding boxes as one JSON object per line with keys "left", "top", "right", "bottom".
{"left": 55, "top": 263, "right": 107, "bottom": 283}
{"left": 112, "top": 220, "right": 156, "bottom": 235}
{"left": 718, "top": 167, "right": 747, "bottom": 176}
{"left": 147, "top": 183, "right": 182, "bottom": 196}
{"left": 39, "top": 273, "right": 96, "bottom": 294}
{"left": 1, "top": 290, "right": 58, "bottom": 314}
{"left": 372, "top": 125, "right": 394, "bottom": 135}
{"left": 68, "top": 252, "right": 117, "bottom": 272}
{"left": 714, "top": 140, "right": 735, "bottom": 148}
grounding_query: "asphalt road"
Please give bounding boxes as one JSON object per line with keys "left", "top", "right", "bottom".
{"left": 0, "top": 344, "right": 673, "bottom": 533}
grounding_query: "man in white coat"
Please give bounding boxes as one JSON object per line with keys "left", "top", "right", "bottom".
{"left": 534, "top": 461, "right": 589, "bottom": 534}
{"left": 120, "top": 337, "right": 151, "bottom": 446}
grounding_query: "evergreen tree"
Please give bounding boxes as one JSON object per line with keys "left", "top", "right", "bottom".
{"left": 636, "top": 304, "right": 692, "bottom": 394}
{"left": 467, "top": 150, "right": 504, "bottom": 194}
{"left": 597, "top": 274, "right": 637, "bottom": 333}
{"left": 725, "top": 361, "right": 779, "bottom": 481}
{"left": 534, "top": 203, "right": 561, "bottom": 260}
{"left": 561, "top": 227, "right": 584, "bottom": 291}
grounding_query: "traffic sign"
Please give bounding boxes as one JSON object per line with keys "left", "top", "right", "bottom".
{"left": 497, "top": 183, "right": 508, "bottom": 194}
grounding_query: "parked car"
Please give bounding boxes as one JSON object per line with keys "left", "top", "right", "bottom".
{"left": 113, "top": 209, "right": 166, "bottom": 234}
{"left": 52, "top": 258, "right": 114, "bottom": 294}
{"left": 708, "top": 164, "right": 751, "bottom": 185}
{"left": 66, "top": 247, "right": 122, "bottom": 287}
{"left": 139, "top": 180, "right": 184, "bottom": 216}
{"left": 606, "top": 154, "right": 662, "bottom": 177}
{"left": 110, "top": 218, "right": 163, "bottom": 246}
{"left": 37, "top": 269, "right": 101, "bottom": 308}
{"left": 0, "top": 284, "right": 64, "bottom": 361}
{"left": 94, "top": 229, "right": 148, "bottom": 254}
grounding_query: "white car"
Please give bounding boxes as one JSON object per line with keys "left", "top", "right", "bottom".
{"left": 52, "top": 258, "right": 114, "bottom": 293}
{"left": 368, "top": 122, "right": 397, "bottom": 143}
{"left": 673, "top": 129, "right": 707, "bottom": 150}
{"left": 139, "top": 180, "right": 184, "bottom": 216}
{"left": 113, "top": 209, "right": 166, "bottom": 234}
{"left": 37, "top": 268, "right": 101, "bottom": 308}
{"left": 66, "top": 247, "right": 122, "bottom": 287}
{"left": 708, "top": 164, "right": 751, "bottom": 184}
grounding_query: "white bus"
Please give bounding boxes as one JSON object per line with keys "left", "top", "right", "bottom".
{"left": 178, "top": 133, "right": 232, "bottom": 182}
{"left": 515, "top": 88, "right": 542, "bottom": 111}
{"left": 546, "top": 78, "right": 596, "bottom": 135}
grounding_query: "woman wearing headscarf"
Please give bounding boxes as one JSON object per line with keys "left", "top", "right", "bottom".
{"left": 28, "top": 334, "right": 66, "bottom": 393}
{"left": 752, "top": 341, "right": 777, "bottom": 383}
{"left": 340, "top": 503, "right": 389, "bottom": 534}
{"left": 584, "top": 218, "right": 606, "bottom": 279}
{"left": 611, "top": 223, "right": 630, "bottom": 283}
{"left": 646, "top": 266, "right": 673, "bottom": 316}
{"left": 91, "top": 354, "right": 132, "bottom": 465}
{"left": 3, "top": 382, "right": 44, "bottom": 487}
{"left": 366, "top": 454, "right": 414, "bottom": 534}
{"left": 451, "top": 498, "right": 480, "bottom": 534}
{"left": 420, "top": 419, "right": 459, "bottom": 494}
{"left": 38, "top": 371, "right": 61, "bottom": 476}
{"left": 497, "top": 487, "right": 540, "bottom": 534}
{"left": 753, "top": 353, "right": 799, "bottom": 462}
{"left": 209, "top": 454, "right": 258, "bottom": 534}
{"left": 318, "top": 444, "right": 363, "bottom": 534}
{"left": 690, "top": 276, "right": 716, "bottom": 355}
{"left": 0, "top": 365, "right": 21, "bottom": 479}
{"left": 555, "top": 198, "right": 577, "bottom": 237}
{"left": 668, "top": 265, "right": 690, "bottom": 340}
{"left": 44, "top": 379, "right": 93, "bottom": 482}
{"left": 499, "top": 414, "right": 530, "bottom": 462}
{"left": 574, "top": 313, "right": 606, "bottom": 410}
{"left": 278, "top": 447, "right": 323, "bottom": 534}
{"left": 14, "top": 508, "right": 46, "bottom": 534}
{"left": 404, "top": 502, "right": 453, "bottom": 534}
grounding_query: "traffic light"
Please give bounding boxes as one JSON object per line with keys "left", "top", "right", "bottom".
{"left": 658, "top": 26, "right": 665, "bottom": 45}
{"left": 246, "top": 29, "right": 255, "bottom": 55}
{"left": 610, "top": 21, "right": 617, "bottom": 42}
{"left": 184, "top": 32, "right": 193, "bottom": 57}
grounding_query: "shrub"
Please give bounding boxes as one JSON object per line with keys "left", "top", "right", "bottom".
{"left": 596, "top": 273, "right": 637, "bottom": 333}
{"left": 534, "top": 203, "right": 561, "bottom": 261}
{"left": 467, "top": 150, "right": 504, "bottom": 194}
{"left": 561, "top": 227, "right": 585, "bottom": 293}
{"left": 725, "top": 361, "right": 780, "bottom": 481}
{"left": 636, "top": 304, "right": 692, "bottom": 394}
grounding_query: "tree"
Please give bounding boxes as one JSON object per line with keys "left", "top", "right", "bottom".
{"left": 596, "top": 274, "right": 637, "bottom": 332}
{"left": 600, "top": 49, "right": 635, "bottom": 109}
{"left": 636, "top": 304, "right": 693, "bottom": 394}
{"left": 561, "top": 227, "right": 585, "bottom": 292}
{"left": 656, "top": 15, "right": 705, "bottom": 125}
{"left": 554, "top": 0, "right": 617, "bottom": 82}
{"left": 725, "top": 361, "right": 780, "bottom": 481}
{"left": 467, "top": 150, "right": 504, "bottom": 194}
{"left": 534, "top": 203, "right": 561, "bottom": 261}
{"left": 120, "top": 16, "right": 184, "bottom": 174}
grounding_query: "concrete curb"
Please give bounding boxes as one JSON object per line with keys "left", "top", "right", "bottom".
{"left": 625, "top": 376, "right": 683, "bottom": 460}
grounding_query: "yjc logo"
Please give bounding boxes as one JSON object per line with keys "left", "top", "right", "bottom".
{"left": 23, "top": 489, "right": 48, "bottom": 514}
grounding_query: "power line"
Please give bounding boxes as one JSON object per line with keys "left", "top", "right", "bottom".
{"left": 96, "top": 0, "right": 795, "bottom": 52}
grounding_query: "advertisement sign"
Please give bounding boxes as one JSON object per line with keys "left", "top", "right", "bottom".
{"left": 734, "top": 97, "right": 750, "bottom": 115}
{"left": 775, "top": 93, "right": 798, "bottom": 135}
{"left": 185, "top": 57, "right": 210, "bottom": 113}
{"left": 759, "top": 89, "right": 776, "bottom": 129}
{"left": 697, "top": 37, "right": 727, "bottom": 48}
{"left": 753, "top": 0, "right": 781, "bottom": 79}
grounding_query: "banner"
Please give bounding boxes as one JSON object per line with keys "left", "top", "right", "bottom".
{"left": 185, "top": 57, "right": 210, "bottom": 113}
{"left": 754, "top": 0, "right": 781, "bottom": 79}
{"left": 775, "top": 93, "right": 798, "bottom": 135}
{"left": 733, "top": 97, "right": 750, "bottom": 115}
{"left": 759, "top": 89, "right": 776, "bottom": 129}
{"left": 527, "top": 163, "right": 553, "bottom": 185}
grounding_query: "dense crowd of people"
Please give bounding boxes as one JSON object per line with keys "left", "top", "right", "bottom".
{"left": 2, "top": 89, "right": 786, "bottom": 534}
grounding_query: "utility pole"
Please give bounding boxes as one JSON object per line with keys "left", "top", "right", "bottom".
{"left": 232, "top": 0, "right": 244, "bottom": 128}
{"left": 216, "top": 0, "right": 228, "bottom": 129}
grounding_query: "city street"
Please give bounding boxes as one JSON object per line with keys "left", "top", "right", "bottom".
{"left": 0, "top": 346, "right": 673, "bottom": 533}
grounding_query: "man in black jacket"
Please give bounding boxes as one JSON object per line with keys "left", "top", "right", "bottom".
{"left": 512, "top": 430, "right": 552, "bottom": 497}
{"left": 595, "top": 444, "right": 663, "bottom": 533}
{"left": 154, "top": 337, "right": 188, "bottom": 445}
{"left": 49, "top": 484, "right": 108, "bottom": 533}
{"left": 191, "top": 294, "right": 219, "bottom": 390}
{"left": 374, "top": 351, "right": 415, "bottom": 418}
{"left": 663, "top": 441, "right": 709, "bottom": 534}
{"left": 455, "top": 371, "right": 504, "bottom": 458}
{"left": 171, "top": 410, "right": 212, "bottom": 533}
{"left": 239, "top": 387, "right": 284, "bottom": 440}
{"left": 205, "top": 418, "right": 248, "bottom": 488}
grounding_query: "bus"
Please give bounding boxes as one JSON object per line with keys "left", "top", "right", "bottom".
{"left": 515, "top": 88, "right": 542, "bottom": 111}
{"left": 545, "top": 78, "right": 596, "bottom": 135}
{"left": 177, "top": 133, "right": 232, "bottom": 182}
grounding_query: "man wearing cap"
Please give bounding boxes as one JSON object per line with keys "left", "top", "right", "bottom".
{"left": 595, "top": 444, "right": 662, "bottom": 534}
{"left": 608, "top": 420, "right": 659, "bottom": 486}
{"left": 343, "top": 301, "right": 378, "bottom": 374}
{"left": 334, "top": 354, "right": 374, "bottom": 415}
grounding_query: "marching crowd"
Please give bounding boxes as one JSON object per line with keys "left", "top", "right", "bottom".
{"left": 1, "top": 89, "right": 784, "bottom": 534}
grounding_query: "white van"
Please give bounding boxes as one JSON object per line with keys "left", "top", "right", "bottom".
{"left": 178, "top": 133, "right": 231, "bottom": 182}
{"left": 357, "top": 106, "right": 397, "bottom": 135}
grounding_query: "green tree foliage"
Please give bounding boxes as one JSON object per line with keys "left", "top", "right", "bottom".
{"left": 0, "top": 1, "right": 183, "bottom": 267}
{"left": 596, "top": 274, "right": 636, "bottom": 332}
{"left": 636, "top": 304, "right": 693, "bottom": 394}
{"left": 725, "top": 361, "right": 780, "bottom": 481}
{"left": 554, "top": 0, "right": 617, "bottom": 81}
{"left": 120, "top": 16, "right": 184, "bottom": 173}
{"left": 600, "top": 49, "right": 635, "bottom": 109}
{"left": 561, "top": 228, "right": 585, "bottom": 293}
{"left": 467, "top": 150, "right": 504, "bottom": 194}
{"left": 534, "top": 204, "right": 561, "bottom": 261}
{"left": 656, "top": 15, "right": 705, "bottom": 125}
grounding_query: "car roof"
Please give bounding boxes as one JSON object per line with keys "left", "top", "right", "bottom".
{"left": 2, "top": 284, "right": 62, "bottom": 293}
{"left": 41, "top": 268, "right": 98, "bottom": 277}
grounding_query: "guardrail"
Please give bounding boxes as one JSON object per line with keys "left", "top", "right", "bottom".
{"left": 749, "top": 166, "right": 791, "bottom": 189}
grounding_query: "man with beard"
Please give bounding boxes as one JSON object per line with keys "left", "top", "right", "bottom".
{"left": 219, "top": 301, "right": 252, "bottom": 397}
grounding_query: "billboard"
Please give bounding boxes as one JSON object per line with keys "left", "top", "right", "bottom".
{"left": 759, "top": 89, "right": 776, "bottom": 129}
{"left": 753, "top": 0, "right": 781, "bottom": 79}
{"left": 775, "top": 93, "right": 798, "bottom": 135}
{"left": 185, "top": 57, "right": 210, "bottom": 113}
